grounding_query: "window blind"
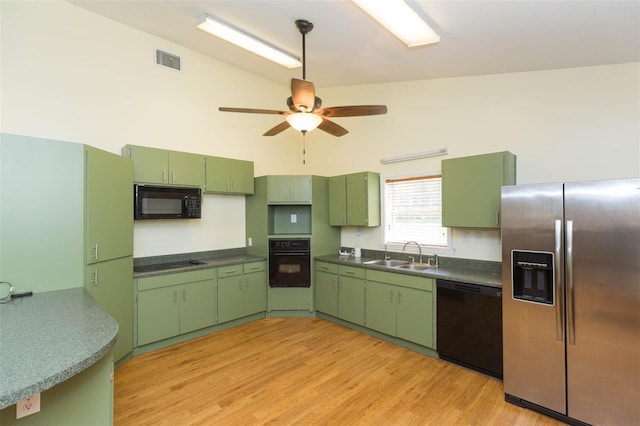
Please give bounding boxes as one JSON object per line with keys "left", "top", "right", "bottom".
{"left": 384, "top": 174, "right": 448, "bottom": 247}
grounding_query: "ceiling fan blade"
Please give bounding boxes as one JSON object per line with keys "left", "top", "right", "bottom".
{"left": 263, "top": 121, "right": 291, "bottom": 136}
{"left": 318, "top": 118, "right": 349, "bottom": 137}
{"left": 316, "top": 105, "right": 388, "bottom": 117}
{"left": 219, "top": 107, "right": 287, "bottom": 115}
{"left": 291, "top": 78, "right": 316, "bottom": 112}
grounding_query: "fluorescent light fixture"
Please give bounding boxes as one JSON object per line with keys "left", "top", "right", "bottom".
{"left": 286, "top": 113, "right": 323, "bottom": 133}
{"left": 351, "top": 0, "right": 440, "bottom": 47}
{"left": 380, "top": 148, "right": 447, "bottom": 164}
{"left": 196, "top": 14, "right": 302, "bottom": 68}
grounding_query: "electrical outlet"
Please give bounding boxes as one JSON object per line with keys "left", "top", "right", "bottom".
{"left": 16, "top": 393, "right": 40, "bottom": 419}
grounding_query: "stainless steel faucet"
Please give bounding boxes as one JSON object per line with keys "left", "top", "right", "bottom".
{"left": 402, "top": 241, "right": 422, "bottom": 263}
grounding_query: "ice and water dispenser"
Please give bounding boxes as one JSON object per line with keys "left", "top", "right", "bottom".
{"left": 511, "top": 250, "right": 554, "bottom": 305}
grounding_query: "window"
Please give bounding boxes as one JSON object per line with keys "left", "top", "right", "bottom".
{"left": 383, "top": 174, "right": 449, "bottom": 249}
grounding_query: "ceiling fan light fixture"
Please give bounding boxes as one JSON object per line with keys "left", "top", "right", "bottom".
{"left": 286, "top": 113, "right": 323, "bottom": 133}
{"left": 196, "top": 14, "right": 302, "bottom": 68}
{"left": 351, "top": 0, "right": 439, "bottom": 47}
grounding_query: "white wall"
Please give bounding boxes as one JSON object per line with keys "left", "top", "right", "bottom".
{"left": 2, "top": 1, "right": 638, "bottom": 261}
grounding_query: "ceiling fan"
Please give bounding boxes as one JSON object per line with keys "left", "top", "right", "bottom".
{"left": 218, "top": 19, "right": 387, "bottom": 137}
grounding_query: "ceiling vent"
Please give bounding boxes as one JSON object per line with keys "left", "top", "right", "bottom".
{"left": 155, "top": 49, "right": 181, "bottom": 71}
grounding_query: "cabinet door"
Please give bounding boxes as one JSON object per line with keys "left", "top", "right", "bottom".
{"left": 346, "top": 173, "right": 368, "bottom": 226}
{"left": 365, "top": 281, "right": 396, "bottom": 336}
{"left": 137, "top": 286, "right": 180, "bottom": 346}
{"left": 442, "top": 151, "right": 515, "bottom": 228}
{"left": 267, "top": 176, "right": 291, "bottom": 202}
{"left": 217, "top": 276, "right": 244, "bottom": 323}
{"left": 205, "top": 156, "right": 231, "bottom": 193}
{"left": 288, "top": 175, "right": 311, "bottom": 202}
{"left": 168, "top": 151, "right": 204, "bottom": 187}
{"left": 126, "top": 145, "right": 169, "bottom": 184}
{"left": 329, "top": 176, "right": 347, "bottom": 225}
{"left": 316, "top": 270, "right": 338, "bottom": 316}
{"left": 244, "top": 270, "right": 267, "bottom": 315}
{"left": 85, "top": 146, "right": 133, "bottom": 263}
{"left": 338, "top": 276, "right": 365, "bottom": 325}
{"left": 397, "top": 287, "right": 434, "bottom": 348}
{"left": 231, "top": 159, "right": 255, "bottom": 194}
{"left": 179, "top": 280, "right": 216, "bottom": 334}
{"left": 85, "top": 257, "right": 133, "bottom": 362}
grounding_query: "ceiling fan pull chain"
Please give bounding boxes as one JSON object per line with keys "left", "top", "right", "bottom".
{"left": 302, "top": 133, "right": 306, "bottom": 165}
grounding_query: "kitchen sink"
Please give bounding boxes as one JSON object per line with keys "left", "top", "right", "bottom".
{"left": 363, "top": 259, "right": 408, "bottom": 267}
{"left": 394, "top": 263, "right": 435, "bottom": 271}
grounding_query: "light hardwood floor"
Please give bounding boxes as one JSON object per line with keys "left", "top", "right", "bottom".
{"left": 114, "top": 318, "right": 563, "bottom": 425}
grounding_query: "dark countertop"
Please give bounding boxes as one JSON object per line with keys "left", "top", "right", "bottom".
{"left": 315, "top": 255, "right": 502, "bottom": 288}
{"left": 0, "top": 287, "right": 118, "bottom": 409}
{"left": 133, "top": 254, "right": 267, "bottom": 278}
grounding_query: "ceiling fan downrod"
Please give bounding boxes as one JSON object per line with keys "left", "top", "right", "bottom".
{"left": 295, "top": 19, "right": 313, "bottom": 80}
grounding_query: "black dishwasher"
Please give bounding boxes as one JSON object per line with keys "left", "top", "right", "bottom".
{"left": 436, "top": 279, "right": 503, "bottom": 379}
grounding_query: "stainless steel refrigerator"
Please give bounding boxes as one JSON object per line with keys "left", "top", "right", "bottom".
{"left": 501, "top": 178, "right": 639, "bottom": 425}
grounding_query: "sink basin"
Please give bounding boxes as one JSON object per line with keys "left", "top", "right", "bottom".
{"left": 363, "top": 259, "right": 408, "bottom": 267}
{"left": 394, "top": 263, "right": 435, "bottom": 271}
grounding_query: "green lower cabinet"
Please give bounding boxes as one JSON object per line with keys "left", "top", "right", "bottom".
{"left": 137, "top": 285, "right": 180, "bottom": 346}
{"left": 365, "top": 281, "right": 397, "bottom": 336}
{"left": 217, "top": 274, "right": 244, "bottom": 323}
{"left": 136, "top": 269, "right": 217, "bottom": 346}
{"left": 179, "top": 280, "right": 217, "bottom": 334}
{"left": 338, "top": 266, "right": 366, "bottom": 325}
{"left": 244, "top": 262, "right": 267, "bottom": 315}
{"left": 365, "top": 269, "right": 435, "bottom": 348}
{"left": 315, "top": 266, "right": 339, "bottom": 316}
{"left": 396, "top": 286, "right": 433, "bottom": 348}
{"left": 85, "top": 256, "right": 133, "bottom": 362}
{"left": 218, "top": 262, "right": 267, "bottom": 323}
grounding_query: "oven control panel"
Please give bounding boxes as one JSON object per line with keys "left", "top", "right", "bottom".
{"left": 269, "top": 238, "right": 310, "bottom": 252}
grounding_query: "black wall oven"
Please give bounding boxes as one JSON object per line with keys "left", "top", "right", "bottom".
{"left": 269, "top": 238, "right": 310, "bottom": 288}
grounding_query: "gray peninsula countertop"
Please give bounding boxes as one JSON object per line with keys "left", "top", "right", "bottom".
{"left": 315, "top": 254, "right": 502, "bottom": 288}
{"left": 0, "top": 287, "right": 118, "bottom": 409}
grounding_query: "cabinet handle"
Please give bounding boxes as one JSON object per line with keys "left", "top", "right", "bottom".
{"left": 233, "top": 181, "right": 237, "bottom": 191}
{"left": 344, "top": 270, "right": 355, "bottom": 275}
{"left": 389, "top": 290, "right": 393, "bottom": 303}
{"left": 91, "top": 269, "right": 98, "bottom": 285}
{"left": 163, "top": 170, "right": 167, "bottom": 183}
{"left": 225, "top": 270, "right": 239, "bottom": 275}
{"left": 93, "top": 244, "right": 99, "bottom": 261}
{"left": 172, "top": 171, "right": 176, "bottom": 183}
{"left": 320, "top": 266, "right": 329, "bottom": 270}
{"left": 249, "top": 266, "right": 260, "bottom": 271}
{"left": 398, "top": 291, "right": 402, "bottom": 304}
{"left": 173, "top": 290, "right": 177, "bottom": 303}
{"left": 227, "top": 180, "right": 230, "bottom": 191}
{"left": 496, "top": 210, "right": 500, "bottom": 226}
{"left": 183, "top": 288, "right": 187, "bottom": 302}
{"left": 347, "top": 214, "right": 351, "bottom": 225}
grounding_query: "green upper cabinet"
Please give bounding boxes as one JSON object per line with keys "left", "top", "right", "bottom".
{"left": 85, "top": 146, "right": 133, "bottom": 264}
{"left": 267, "top": 175, "right": 312, "bottom": 204}
{"left": 122, "top": 145, "right": 204, "bottom": 187}
{"left": 441, "top": 151, "right": 516, "bottom": 228}
{"left": 205, "top": 155, "right": 254, "bottom": 194}
{"left": 329, "top": 172, "right": 380, "bottom": 227}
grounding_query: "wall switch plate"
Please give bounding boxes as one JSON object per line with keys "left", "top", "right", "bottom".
{"left": 291, "top": 214, "right": 297, "bottom": 223}
{"left": 16, "top": 393, "right": 40, "bottom": 419}
{"left": 248, "top": 237, "right": 253, "bottom": 246}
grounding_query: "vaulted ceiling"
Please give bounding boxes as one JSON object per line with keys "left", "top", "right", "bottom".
{"left": 70, "top": 0, "right": 640, "bottom": 88}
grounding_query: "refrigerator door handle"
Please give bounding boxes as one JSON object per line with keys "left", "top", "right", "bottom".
{"left": 554, "top": 219, "right": 565, "bottom": 342}
{"left": 566, "top": 219, "right": 576, "bottom": 345}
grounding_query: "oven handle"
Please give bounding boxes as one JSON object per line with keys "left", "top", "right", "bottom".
{"left": 269, "top": 252, "right": 310, "bottom": 256}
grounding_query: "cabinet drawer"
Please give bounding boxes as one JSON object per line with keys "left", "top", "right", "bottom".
{"left": 316, "top": 261, "right": 338, "bottom": 274}
{"left": 366, "top": 269, "right": 433, "bottom": 291}
{"left": 137, "top": 268, "right": 216, "bottom": 291}
{"left": 243, "top": 261, "right": 266, "bottom": 274}
{"left": 218, "top": 264, "right": 243, "bottom": 277}
{"left": 339, "top": 265, "right": 365, "bottom": 279}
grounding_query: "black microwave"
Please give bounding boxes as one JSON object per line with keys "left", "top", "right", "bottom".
{"left": 134, "top": 184, "right": 201, "bottom": 220}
